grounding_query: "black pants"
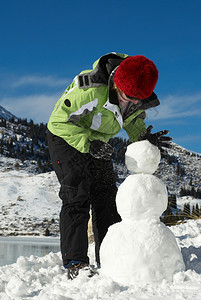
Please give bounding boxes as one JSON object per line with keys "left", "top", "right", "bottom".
{"left": 47, "top": 130, "right": 121, "bottom": 266}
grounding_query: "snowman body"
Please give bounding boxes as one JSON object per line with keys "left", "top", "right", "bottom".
{"left": 100, "top": 141, "right": 185, "bottom": 284}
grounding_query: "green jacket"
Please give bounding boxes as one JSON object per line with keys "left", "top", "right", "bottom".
{"left": 47, "top": 52, "right": 160, "bottom": 153}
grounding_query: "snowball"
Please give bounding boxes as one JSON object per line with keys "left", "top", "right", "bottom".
{"left": 125, "top": 140, "right": 161, "bottom": 174}
{"left": 100, "top": 219, "right": 185, "bottom": 284}
{"left": 116, "top": 174, "right": 168, "bottom": 220}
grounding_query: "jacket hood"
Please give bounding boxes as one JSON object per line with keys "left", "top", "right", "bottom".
{"left": 77, "top": 53, "right": 127, "bottom": 89}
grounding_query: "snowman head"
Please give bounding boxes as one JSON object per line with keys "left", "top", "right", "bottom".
{"left": 116, "top": 174, "right": 168, "bottom": 221}
{"left": 125, "top": 140, "right": 161, "bottom": 174}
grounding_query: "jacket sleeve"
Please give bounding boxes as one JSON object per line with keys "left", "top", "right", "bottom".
{"left": 48, "top": 88, "right": 98, "bottom": 153}
{"left": 123, "top": 111, "right": 146, "bottom": 142}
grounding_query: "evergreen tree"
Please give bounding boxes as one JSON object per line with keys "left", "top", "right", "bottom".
{"left": 195, "top": 203, "right": 200, "bottom": 217}
{"left": 191, "top": 205, "right": 195, "bottom": 218}
{"left": 176, "top": 163, "right": 180, "bottom": 176}
{"left": 180, "top": 187, "right": 185, "bottom": 197}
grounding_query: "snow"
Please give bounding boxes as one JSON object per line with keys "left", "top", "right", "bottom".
{"left": 100, "top": 141, "right": 185, "bottom": 284}
{"left": 177, "top": 196, "right": 201, "bottom": 210}
{"left": 1, "top": 221, "right": 201, "bottom": 299}
{"left": 1, "top": 143, "right": 201, "bottom": 298}
{"left": 115, "top": 174, "right": 168, "bottom": 220}
{"left": 100, "top": 218, "right": 185, "bottom": 283}
{"left": 0, "top": 105, "right": 17, "bottom": 121}
{"left": 0, "top": 162, "right": 60, "bottom": 236}
{"left": 125, "top": 140, "right": 161, "bottom": 174}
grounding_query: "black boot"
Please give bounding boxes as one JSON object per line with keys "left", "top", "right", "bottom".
{"left": 67, "top": 261, "right": 98, "bottom": 280}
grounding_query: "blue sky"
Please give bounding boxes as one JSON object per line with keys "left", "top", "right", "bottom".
{"left": 0, "top": 0, "right": 201, "bottom": 153}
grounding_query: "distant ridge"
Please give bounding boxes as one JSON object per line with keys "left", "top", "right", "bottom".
{"left": 0, "top": 104, "right": 201, "bottom": 198}
{"left": 0, "top": 105, "right": 18, "bottom": 121}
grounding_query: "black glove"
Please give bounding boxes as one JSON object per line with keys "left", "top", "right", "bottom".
{"left": 89, "top": 140, "right": 114, "bottom": 160}
{"left": 138, "top": 125, "right": 172, "bottom": 152}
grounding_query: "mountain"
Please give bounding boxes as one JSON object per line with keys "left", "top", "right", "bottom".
{"left": 0, "top": 105, "right": 18, "bottom": 121}
{"left": 0, "top": 107, "right": 51, "bottom": 173}
{"left": 0, "top": 159, "right": 60, "bottom": 237}
{"left": 156, "top": 142, "right": 201, "bottom": 197}
{"left": 0, "top": 104, "right": 201, "bottom": 194}
{"left": 0, "top": 105, "right": 201, "bottom": 227}
{"left": 112, "top": 138, "right": 201, "bottom": 200}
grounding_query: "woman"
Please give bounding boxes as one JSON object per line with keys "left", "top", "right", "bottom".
{"left": 47, "top": 53, "right": 171, "bottom": 279}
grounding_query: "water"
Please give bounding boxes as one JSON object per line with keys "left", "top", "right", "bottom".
{"left": 0, "top": 236, "right": 60, "bottom": 266}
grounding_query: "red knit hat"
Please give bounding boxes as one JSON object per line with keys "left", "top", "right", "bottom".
{"left": 114, "top": 55, "right": 158, "bottom": 99}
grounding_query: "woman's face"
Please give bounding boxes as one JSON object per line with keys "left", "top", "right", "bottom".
{"left": 117, "top": 89, "right": 139, "bottom": 104}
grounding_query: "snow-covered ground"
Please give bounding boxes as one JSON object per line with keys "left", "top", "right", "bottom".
{"left": 0, "top": 220, "right": 201, "bottom": 299}
{"left": 177, "top": 196, "right": 201, "bottom": 210}
{"left": 0, "top": 155, "right": 200, "bottom": 238}
{"left": 1, "top": 155, "right": 201, "bottom": 299}
{"left": 0, "top": 158, "right": 60, "bottom": 236}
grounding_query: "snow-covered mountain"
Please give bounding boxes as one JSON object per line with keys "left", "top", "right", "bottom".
{"left": 1, "top": 106, "right": 201, "bottom": 299}
{"left": 156, "top": 142, "right": 201, "bottom": 196}
{"left": 0, "top": 104, "right": 201, "bottom": 234}
{"left": 0, "top": 106, "right": 50, "bottom": 173}
{"left": 0, "top": 104, "right": 201, "bottom": 195}
{"left": 0, "top": 105, "right": 18, "bottom": 121}
{"left": 0, "top": 157, "right": 60, "bottom": 237}
{"left": 0, "top": 153, "right": 200, "bottom": 237}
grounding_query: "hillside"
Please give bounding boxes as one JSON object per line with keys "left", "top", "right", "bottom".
{"left": 0, "top": 108, "right": 51, "bottom": 173}
{"left": 156, "top": 142, "right": 201, "bottom": 196}
{"left": 0, "top": 104, "right": 200, "bottom": 194}
{"left": 0, "top": 105, "right": 201, "bottom": 234}
{"left": 0, "top": 162, "right": 60, "bottom": 237}
{"left": 112, "top": 138, "right": 201, "bottom": 201}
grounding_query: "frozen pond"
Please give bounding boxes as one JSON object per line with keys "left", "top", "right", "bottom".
{"left": 0, "top": 236, "right": 60, "bottom": 266}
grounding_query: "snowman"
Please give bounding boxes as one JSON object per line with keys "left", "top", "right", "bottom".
{"left": 100, "top": 140, "right": 185, "bottom": 284}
